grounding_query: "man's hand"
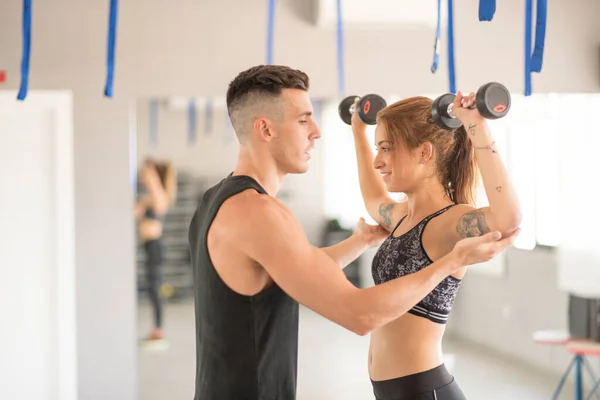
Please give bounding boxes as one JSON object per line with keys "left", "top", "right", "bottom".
{"left": 451, "top": 228, "right": 520, "bottom": 267}
{"left": 354, "top": 217, "right": 388, "bottom": 248}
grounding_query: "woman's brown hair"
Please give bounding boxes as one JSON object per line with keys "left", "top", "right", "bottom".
{"left": 377, "top": 96, "right": 478, "bottom": 206}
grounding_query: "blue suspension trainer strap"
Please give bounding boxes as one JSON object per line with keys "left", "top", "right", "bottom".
{"left": 104, "top": 0, "right": 118, "bottom": 97}
{"left": 530, "top": 0, "right": 547, "bottom": 73}
{"left": 266, "top": 0, "right": 276, "bottom": 64}
{"left": 447, "top": 0, "right": 456, "bottom": 93}
{"left": 524, "top": 0, "right": 533, "bottom": 96}
{"left": 336, "top": 0, "right": 345, "bottom": 95}
{"left": 17, "top": 0, "right": 32, "bottom": 101}
{"left": 478, "top": 0, "right": 496, "bottom": 21}
{"left": 430, "top": 0, "right": 441, "bottom": 74}
{"left": 187, "top": 98, "right": 197, "bottom": 145}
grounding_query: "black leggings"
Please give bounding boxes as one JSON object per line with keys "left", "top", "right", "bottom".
{"left": 371, "top": 364, "right": 466, "bottom": 400}
{"left": 143, "top": 239, "right": 164, "bottom": 329}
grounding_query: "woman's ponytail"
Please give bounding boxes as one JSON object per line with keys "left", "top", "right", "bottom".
{"left": 444, "top": 126, "right": 477, "bottom": 206}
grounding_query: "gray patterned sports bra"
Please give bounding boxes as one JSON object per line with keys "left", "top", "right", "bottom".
{"left": 371, "top": 204, "right": 461, "bottom": 324}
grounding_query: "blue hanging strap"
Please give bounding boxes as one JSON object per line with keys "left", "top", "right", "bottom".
{"left": 524, "top": 0, "right": 533, "bottom": 96}
{"left": 17, "top": 0, "right": 32, "bottom": 101}
{"left": 447, "top": 0, "right": 456, "bottom": 93}
{"left": 149, "top": 99, "right": 158, "bottom": 147}
{"left": 430, "top": 0, "right": 441, "bottom": 73}
{"left": 204, "top": 99, "right": 213, "bottom": 137}
{"left": 336, "top": 0, "right": 345, "bottom": 95}
{"left": 266, "top": 0, "right": 276, "bottom": 64}
{"left": 530, "top": 0, "right": 547, "bottom": 73}
{"left": 478, "top": 0, "right": 496, "bottom": 21}
{"left": 104, "top": 0, "right": 118, "bottom": 97}
{"left": 187, "top": 99, "right": 197, "bottom": 145}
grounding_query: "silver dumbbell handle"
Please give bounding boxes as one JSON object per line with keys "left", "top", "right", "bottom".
{"left": 446, "top": 103, "right": 457, "bottom": 119}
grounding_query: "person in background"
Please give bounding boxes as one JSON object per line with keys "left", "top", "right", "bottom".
{"left": 135, "top": 158, "right": 177, "bottom": 347}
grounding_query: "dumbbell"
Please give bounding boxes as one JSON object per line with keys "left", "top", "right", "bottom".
{"left": 338, "top": 94, "right": 387, "bottom": 125}
{"left": 431, "top": 82, "right": 511, "bottom": 130}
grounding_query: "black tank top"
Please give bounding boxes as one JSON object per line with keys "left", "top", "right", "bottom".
{"left": 188, "top": 174, "right": 299, "bottom": 400}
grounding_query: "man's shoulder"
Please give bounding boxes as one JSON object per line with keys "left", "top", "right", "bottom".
{"left": 223, "top": 190, "right": 284, "bottom": 222}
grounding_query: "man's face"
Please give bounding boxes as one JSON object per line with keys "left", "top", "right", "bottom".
{"left": 268, "top": 89, "right": 321, "bottom": 174}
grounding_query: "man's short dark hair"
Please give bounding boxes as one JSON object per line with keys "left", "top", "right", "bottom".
{"left": 226, "top": 65, "right": 310, "bottom": 142}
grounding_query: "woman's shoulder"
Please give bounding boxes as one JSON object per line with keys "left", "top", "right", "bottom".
{"left": 432, "top": 203, "right": 477, "bottom": 234}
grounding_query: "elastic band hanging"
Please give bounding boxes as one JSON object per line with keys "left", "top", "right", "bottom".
{"left": 447, "top": 0, "right": 456, "bottom": 93}
{"left": 431, "top": 0, "right": 441, "bottom": 74}
{"left": 530, "top": 0, "right": 547, "bottom": 73}
{"left": 478, "top": 0, "right": 496, "bottom": 21}
{"left": 524, "top": 0, "right": 533, "bottom": 96}
{"left": 187, "top": 98, "right": 197, "bottom": 145}
{"left": 17, "top": 0, "right": 32, "bottom": 101}
{"left": 266, "top": 0, "right": 276, "bottom": 64}
{"left": 336, "top": 0, "right": 346, "bottom": 95}
{"left": 104, "top": 0, "right": 119, "bottom": 97}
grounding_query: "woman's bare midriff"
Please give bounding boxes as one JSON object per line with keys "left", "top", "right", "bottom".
{"left": 139, "top": 218, "right": 163, "bottom": 241}
{"left": 368, "top": 312, "right": 446, "bottom": 381}
{"left": 367, "top": 205, "right": 471, "bottom": 381}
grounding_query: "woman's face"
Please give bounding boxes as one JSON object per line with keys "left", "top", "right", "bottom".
{"left": 372, "top": 124, "right": 424, "bottom": 193}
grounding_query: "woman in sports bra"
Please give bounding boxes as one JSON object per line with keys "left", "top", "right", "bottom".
{"left": 135, "top": 158, "right": 177, "bottom": 345}
{"left": 350, "top": 92, "right": 521, "bottom": 399}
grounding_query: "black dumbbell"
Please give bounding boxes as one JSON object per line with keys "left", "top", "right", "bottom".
{"left": 431, "top": 82, "right": 511, "bottom": 130}
{"left": 338, "top": 94, "right": 387, "bottom": 125}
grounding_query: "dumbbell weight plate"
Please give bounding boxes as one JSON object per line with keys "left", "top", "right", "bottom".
{"left": 475, "top": 82, "right": 511, "bottom": 120}
{"left": 338, "top": 96, "right": 357, "bottom": 126}
{"left": 358, "top": 94, "right": 387, "bottom": 125}
{"left": 431, "top": 93, "right": 462, "bottom": 130}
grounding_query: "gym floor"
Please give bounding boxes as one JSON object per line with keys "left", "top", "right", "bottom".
{"left": 137, "top": 298, "right": 572, "bottom": 400}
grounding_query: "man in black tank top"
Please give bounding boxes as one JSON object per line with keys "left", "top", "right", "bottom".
{"left": 188, "top": 65, "right": 518, "bottom": 400}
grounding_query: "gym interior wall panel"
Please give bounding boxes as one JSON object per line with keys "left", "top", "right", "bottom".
{"left": 447, "top": 248, "right": 600, "bottom": 385}
{"left": 0, "top": 92, "right": 76, "bottom": 400}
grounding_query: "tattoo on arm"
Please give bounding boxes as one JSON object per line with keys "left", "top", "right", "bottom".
{"left": 468, "top": 123, "right": 477, "bottom": 136}
{"left": 377, "top": 203, "right": 395, "bottom": 230}
{"left": 456, "top": 209, "right": 491, "bottom": 238}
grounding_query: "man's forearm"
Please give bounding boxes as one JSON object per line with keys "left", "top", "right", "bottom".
{"left": 350, "top": 253, "right": 460, "bottom": 333}
{"left": 321, "top": 234, "right": 369, "bottom": 269}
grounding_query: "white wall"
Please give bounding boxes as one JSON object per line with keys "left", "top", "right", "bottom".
{"left": 0, "top": 0, "right": 598, "bottom": 398}
{"left": 0, "top": 92, "right": 77, "bottom": 400}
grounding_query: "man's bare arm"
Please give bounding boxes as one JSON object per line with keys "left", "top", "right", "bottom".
{"left": 234, "top": 194, "right": 515, "bottom": 336}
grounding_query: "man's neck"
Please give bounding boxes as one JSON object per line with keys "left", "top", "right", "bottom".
{"left": 232, "top": 147, "right": 285, "bottom": 196}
